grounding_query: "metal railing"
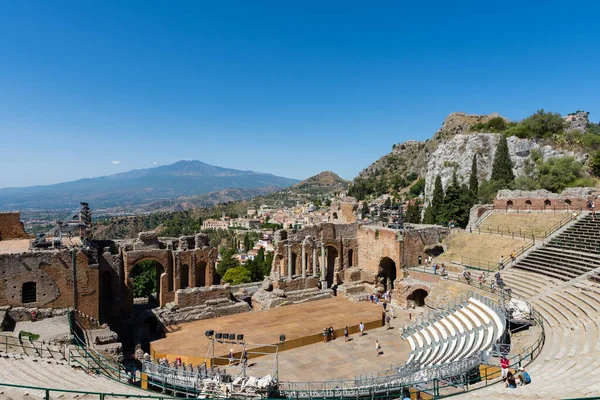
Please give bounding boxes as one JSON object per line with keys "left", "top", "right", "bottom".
{"left": 473, "top": 209, "right": 580, "bottom": 240}
{"left": 0, "top": 382, "right": 175, "bottom": 400}
{"left": 458, "top": 237, "right": 535, "bottom": 272}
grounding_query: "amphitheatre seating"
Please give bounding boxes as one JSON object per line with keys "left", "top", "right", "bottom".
{"left": 513, "top": 214, "right": 600, "bottom": 282}
{"left": 0, "top": 355, "right": 151, "bottom": 399}
{"left": 405, "top": 297, "right": 505, "bottom": 368}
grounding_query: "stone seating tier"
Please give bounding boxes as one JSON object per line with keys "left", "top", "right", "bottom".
{"left": 405, "top": 297, "right": 504, "bottom": 368}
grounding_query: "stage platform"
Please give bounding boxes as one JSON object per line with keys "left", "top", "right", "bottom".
{"left": 150, "top": 297, "right": 384, "bottom": 365}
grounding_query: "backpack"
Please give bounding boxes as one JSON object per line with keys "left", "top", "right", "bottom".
{"left": 522, "top": 371, "right": 531, "bottom": 384}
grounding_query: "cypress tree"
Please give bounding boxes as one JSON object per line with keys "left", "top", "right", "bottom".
{"left": 491, "top": 135, "right": 515, "bottom": 183}
{"left": 469, "top": 154, "right": 479, "bottom": 197}
{"left": 406, "top": 200, "right": 422, "bottom": 224}
{"left": 431, "top": 175, "right": 444, "bottom": 222}
{"left": 439, "top": 171, "right": 460, "bottom": 225}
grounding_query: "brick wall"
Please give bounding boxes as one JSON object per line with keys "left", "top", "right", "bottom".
{"left": 0, "top": 212, "right": 28, "bottom": 240}
{"left": 175, "top": 286, "right": 231, "bottom": 308}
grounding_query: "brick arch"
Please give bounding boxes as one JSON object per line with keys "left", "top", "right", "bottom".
{"left": 394, "top": 282, "right": 431, "bottom": 308}
{"left": 123, "top": 250, "right": 171, "bottom": 308}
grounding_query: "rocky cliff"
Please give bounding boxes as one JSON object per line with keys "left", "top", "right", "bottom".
{"left": 354, "top": 111, "right": 590, "bottom": 203}
{"left": 423, "top": 134, "right": 584, "bottom": 201}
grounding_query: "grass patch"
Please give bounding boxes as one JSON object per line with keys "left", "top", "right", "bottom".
{"left": 19, "top": 331, "right": 40, "bottom": 341}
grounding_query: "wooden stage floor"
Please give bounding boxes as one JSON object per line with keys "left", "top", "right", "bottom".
{"left": 150, "top": 297, "right": 385, "bottom": 365}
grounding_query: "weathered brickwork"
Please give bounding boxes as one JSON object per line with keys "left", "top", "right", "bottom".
{"left": 0, "top": 212, "right": 28, "bottom": 240}
{"left": 493, "top": 188, "right": 600, "bottom": 211}
{"left": 272, "top": 222, "right": 449, "bottom": 294}
{"left": 0, "top": 231, "right": 220, "bottom": 322}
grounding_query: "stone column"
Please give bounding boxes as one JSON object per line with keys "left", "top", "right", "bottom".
{"left": 287, "top": 244, "right": 293, "bottom": 280}
{"left": 321, "top": 243, "right": 327, "bottom": 287}
{"left": 301, "top": 242, "right": 307, "bottom": 278}
{"left": 312, "top": 246, "right": 317, "bottom": 278}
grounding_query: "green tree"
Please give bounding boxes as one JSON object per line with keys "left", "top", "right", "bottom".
{"left": 384, "top": 197, "right": 392, "bottom": 208}
{"left": 438, "top": 172, "right": 460, "bottom": 225}
{"left": 504, "top": 109, "right": 565, "bottom": 139}
{"left": 423, "top": 206, "right": 435, "bottom": 224}
{"left": 217, "top": 247, "right": 239, "bottom": 277}
{"left": 361, "top": 202, "right": 370, "bottom": 217}
{"left": 222, "top": 266, "right": 252, "bottom": 285}
{"left": 430, "top": 175, "right": 444, "bottom": 223}
{"left": 491, "top": 135, "right": 515, "bottom": 183}
{"left": 409, "top": 178, "right": 425, "bottom": 198}
{"left": 469, "top": 154, "right": 479, "bottom": 197}
{"left": 537, "top": 157, "right": 590, "bottom": 193}
{"left": 590, "top": 151, "right": 600, "bottom": 177}
{"left": 405, "top": 200, "right": 422, "bottom": 224}
{"left": 130, "top": 260, "right": 158, "bottom": 298}
{"left": 243, "top": 233, "right": 252, "bottom": 252}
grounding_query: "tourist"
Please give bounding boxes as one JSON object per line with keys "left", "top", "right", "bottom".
{"left": 500, "top": 356, "right": 510, "bottom": 381}
{"left": 499, "top": 255, "right": 504, "bottom": 270}
{"left": 359, "top": 322, "right": 365, "bottom": 336}
{"left": 385, "top": 314, "right": 391, "bottom": 329}
{"left": 433, "top": 263, "right": 438, "bottom": 275}
{"left": 510, "top": 250, "right": 516, "bottom": 263}
{"left": 323, "top": 328, "right": 328, "bottom": 343}
{"left": 329, "top": 326, "right": 335, "bottom": 340}
{"left": 228, "top": 348, "right": 234, "bottom": 364}
{"left": 375, "top": 340, "right": 381, "bottom": 357}
{"left": 491, "top": 280, "right": 496, "bottom": 293}
{"left": 440, "top": 264, "right": 447, "bottom": 278}
{"left": 134, "top": 344, "right": 144, "bottom": 371}
{"left": 516, "top": 367, "right": 531, "bottom": 385}
{"left": 344, "top": 326, "right": 349, "bottom": 342}
{"left": 242, "top": 347, "right": 248, "bottom": 368}
{"left": 505, "top": 371, "right": 517, "bottom": 389}
{"left": 175, "top": 357, "right": 182, "bottom": 367}
{"left": 382, "top": 301, "right": 387, "bottom": 311}
{"left": 390, "top": 306, "right": 396, "bottom": 319}
{"left": 478, "top": 272, "right": 486, "bottom": 288}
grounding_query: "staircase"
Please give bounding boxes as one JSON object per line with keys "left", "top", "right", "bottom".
{"left": 512, "top": 214, "right": 600, "bottom": 282}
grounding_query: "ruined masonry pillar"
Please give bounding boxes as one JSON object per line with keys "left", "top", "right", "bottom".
{"left": 321, "top": 243, "right": 327, "bottom": 287}
{"left": 301, "top": 242, "right": 307, "bottom": 278}
{"left": 312, "top": 247, "right": 317, "bottom": 278}
{"left": 287, "top": 244, "right": 293, "bottom": 280}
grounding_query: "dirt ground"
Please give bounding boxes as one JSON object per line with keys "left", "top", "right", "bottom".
{"left": 478, "top": 211, "right": 571, "bottom": 238}
{"left": 434, "top": 231, "right": 529, "bottom": 269}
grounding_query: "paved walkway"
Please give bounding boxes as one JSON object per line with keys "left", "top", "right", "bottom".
{"left": 273, "top": 307, "right": 413, "bottom": 382}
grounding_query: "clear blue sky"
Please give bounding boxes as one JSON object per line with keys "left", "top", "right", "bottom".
{"left": 1, "top": 1, "right": 599, "bottom": 188}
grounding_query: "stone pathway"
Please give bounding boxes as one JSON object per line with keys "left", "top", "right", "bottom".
{"left": 272, "top": 307, "right": 413, "bottom": 382}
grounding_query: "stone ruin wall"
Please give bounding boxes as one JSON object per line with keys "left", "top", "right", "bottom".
{"left": 493, "top": 187, "right": 600, "bottom": 211}
{"left": 0, "top": 212, "right": 28, "bottom": 241}
{"left": 356, "top": 227, "right": 401, "bottom": 283}
{"left": 271, "top": 223, "right": 359, "bottom": 284}
{"left": 0, "top": 230, "right": 220, "bottom": 322}
{"left": 0, "top": 249, "right": 99, "bottom": 319}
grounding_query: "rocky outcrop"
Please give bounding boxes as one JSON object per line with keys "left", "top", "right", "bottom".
{"left": 423, "top": 134, "right": 585, "bottom": 202}
{"left": 564, "top": 111, "right": 590, "bottom": 133}
{"left": 432, "top": 112, "right": 506, "bottom": 140}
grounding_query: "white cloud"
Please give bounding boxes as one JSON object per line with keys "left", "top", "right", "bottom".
{"left": 152, "top": 161, "right": 158, "bottom": 165}
{"left": 111, "top": 160, "right": 120, "bottom": 165}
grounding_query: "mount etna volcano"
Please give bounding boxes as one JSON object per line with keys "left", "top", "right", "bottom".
{"left": 0, "top": 160, "right": 299, "bottom": 211}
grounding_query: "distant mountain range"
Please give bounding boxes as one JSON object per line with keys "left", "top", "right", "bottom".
{"left": 0, "top": 160, "right": 299, "bottom": 211}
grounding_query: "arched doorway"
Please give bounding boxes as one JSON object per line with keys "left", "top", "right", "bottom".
{"left": 348, "top": 249, "right": 354, "bottom": 267}
{"left": 180, "top": 264, "right": 189, "bottom": 289}
{"left": 407, "top": 289, "right": 428, "bottom": 307}
{"left": 129, "top": 260, "right": 165, "bottom": 304}
{"left": 291, "top": 253, "right": 298, "bottom": 276}
{"left": 506, "top": 200, "right": 513, "bottom": 209}
{"left": 100, "top": 271, "right": 113, "bottom": 303}
{"left": 195, "top": 261, "right": 207, "bottom": 287}
{"left": 378, "top": 257, "right": 397, "bottom": 291}
{"left": 326, "top": 247, "right": 338, "bottom": 287}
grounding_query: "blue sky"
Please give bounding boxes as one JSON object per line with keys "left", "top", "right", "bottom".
{"left": 1, "top": 1, "right": 599, "bottom": 188}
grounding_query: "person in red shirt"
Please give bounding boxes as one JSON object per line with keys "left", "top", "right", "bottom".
{"left": 500, "top": 356, "right": 510, "bottom": 381}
